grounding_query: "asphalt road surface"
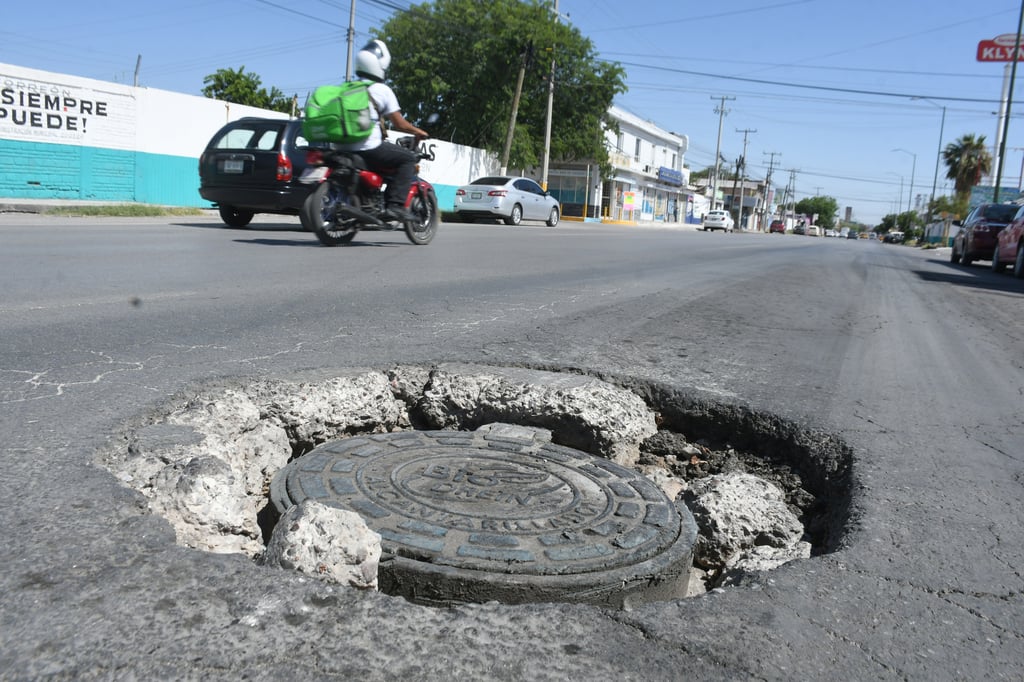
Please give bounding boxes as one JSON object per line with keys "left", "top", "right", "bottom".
{"left": 1, "top": 212, "right": 1022, "bottom": 680}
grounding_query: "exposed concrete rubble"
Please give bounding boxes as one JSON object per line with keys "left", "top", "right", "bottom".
{"left": 261, "top": 500, "right": 382, "bottom": 590}
{"left": 682, "top": 472, "right": 807, "bottom": 571}
{"left": 103, "top": 364, "right": 817, "bottom": 598}
{"left": 412, "top": 363, "right": 658, "bottom": 466}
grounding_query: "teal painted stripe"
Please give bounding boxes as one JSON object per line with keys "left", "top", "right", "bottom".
{"left": 2, "top": 137, "right": 458, "bottom": 209}
{"left": 0, "top": 138, "right": 207, "bottom": 206}
{"left": 135, "top": 151, "right": 207, "bottom": 207}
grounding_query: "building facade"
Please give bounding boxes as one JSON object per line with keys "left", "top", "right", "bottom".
{"left": 546, "top": 105, "right": 692, "bottom": 223}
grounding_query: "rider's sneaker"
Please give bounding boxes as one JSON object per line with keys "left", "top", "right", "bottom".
{"left": 384, "top": 206, "right": 415, "bottom": 223}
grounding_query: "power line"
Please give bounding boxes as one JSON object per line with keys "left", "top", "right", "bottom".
{"left": 616, "top": 60, "right": 1001, "bottom": 104}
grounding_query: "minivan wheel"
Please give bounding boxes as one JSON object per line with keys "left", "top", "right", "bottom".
{"left": 218, "top": 205, "right": 254, "bottom": 228}
{"left": 992, "top": 246, "right": 1008, "bottom": 273}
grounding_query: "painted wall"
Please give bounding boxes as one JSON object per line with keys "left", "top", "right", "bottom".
{"left": 0, "top": 63, "right": 497, "bottom": 209}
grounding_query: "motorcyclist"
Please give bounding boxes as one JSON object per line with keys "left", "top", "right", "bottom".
{"left": 343, "top": 39, "right": 429, "bottom": 223}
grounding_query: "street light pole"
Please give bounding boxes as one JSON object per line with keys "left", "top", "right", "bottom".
{"left": 912, "top": 97, "right": 947, "bottom": 217}
{"left": 893, "top": 148, "right": 917, "bottom": 213}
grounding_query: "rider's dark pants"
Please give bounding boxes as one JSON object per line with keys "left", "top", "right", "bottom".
{"left": 359, "top": 141, "right": 418, "bottom": 209}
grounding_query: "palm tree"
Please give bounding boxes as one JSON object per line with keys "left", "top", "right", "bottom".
{"left": 942, "top": 134, "right": 992, "bottom": 198}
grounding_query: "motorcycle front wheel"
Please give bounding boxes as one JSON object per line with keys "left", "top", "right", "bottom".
{"left": 405, "top": 191, "right": 439, "bottom": 245}
{"left": 301, "top": 182, "right": 359, "bottom": 246}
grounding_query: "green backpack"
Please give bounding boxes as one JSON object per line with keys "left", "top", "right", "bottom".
{"left": 303, "top": 81, "right": 376, "bottom": 144}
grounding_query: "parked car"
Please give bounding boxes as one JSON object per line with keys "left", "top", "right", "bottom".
{"left": 883, "top": 231, "right": 905, "bottom": 243}
{"left": 702, "top": 209, "right": 734, "bottom": 232}
{"left": 991, "top": 204, "right": 1024, "bottom": 277}
{"left": 847, "top": 230, "right": 860, "bottom": 240}
{"left": 950, "top": 202, "right": 1018, "bottom": 266}
{"left": 453, "top": 176, "right": 560, "bottom": 226}
{"left": 199, "top": 117, "right": 328, "bottom": 228}
{"left": 792, "top": 223, "right": 806, "bottom": 235}
{"left": 769, "top": 220, "right": 786, "bottom": 234}
{"left": 805, "top": 225, "right": 821, "bottom": 237}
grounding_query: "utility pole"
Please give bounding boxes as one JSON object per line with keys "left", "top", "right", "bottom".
{"left": 995, "top": 0, "right": 1024, "bottom": 202}
{"left": 763, "top": 151, "right": 781, "bottom": 230}
{"left": 710, "top": 96, "right": 734, "bottom": 211}
{"left": 345, "top": 0, "right": 356, "bottom": 80}
{"left": 540, "top": 0, "right": 560, "bottom": 191}
{"left": 781, "top": 169, "right": 798, "bottom": 221}
{"left": 500, "top": 44, "right": 531, "bottom": 175}
{"left": 732, "top": 127, "right": 756, "bottom": 230}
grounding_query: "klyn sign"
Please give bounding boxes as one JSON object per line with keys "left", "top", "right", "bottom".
{"left": 977, "top": 34, "right": 1024, "bottom": 62}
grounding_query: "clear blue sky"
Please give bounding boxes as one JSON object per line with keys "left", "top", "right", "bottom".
{"left": 2, "top": 0, "right": 1022, "bottom": 224}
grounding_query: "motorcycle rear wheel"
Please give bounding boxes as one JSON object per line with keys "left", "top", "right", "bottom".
{"left": 302, "top": 182, "right": 359, "bottom": 246}
{"left": 405, "top": 191, "right": 439, "bottom": 245}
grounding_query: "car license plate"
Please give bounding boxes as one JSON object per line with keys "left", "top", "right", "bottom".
{"left": 470, "top": 192, "right": 482, "bottom": 200}
{"left": 299, "top": 167, "right": 328, "bottom": 184}
{"left": 222, "top": 159, "right": 244, "bottom": 174}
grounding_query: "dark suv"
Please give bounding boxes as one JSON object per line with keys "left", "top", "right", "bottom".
{"left": 951, "top": 203, "right": 1019, "bottom": 266}
{"left": 199, "top": 117, "right": 325, "bottom": 228}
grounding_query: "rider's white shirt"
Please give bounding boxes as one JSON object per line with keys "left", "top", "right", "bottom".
{"left": 339, "top": 81, "right": 401, "bottom": 152}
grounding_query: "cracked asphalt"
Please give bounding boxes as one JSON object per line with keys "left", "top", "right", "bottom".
{"left": 1, "top": 212, "right": 1022, "bottom": 680}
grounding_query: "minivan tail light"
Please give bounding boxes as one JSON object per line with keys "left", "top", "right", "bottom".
{"left": 276, "top": 152, "right": 293, "bottom": 181}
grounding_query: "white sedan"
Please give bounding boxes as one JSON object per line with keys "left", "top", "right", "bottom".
{"left": 702, "top": 210, "right": 734, "bottom": 232}
{"left": 454, "top": 176, "right": 560, "bottom": 226}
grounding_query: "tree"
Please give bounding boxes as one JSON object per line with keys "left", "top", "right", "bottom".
{"left": 202, "top": 67, "right": 294, "bottom": 114}
{"left": 942, "top": 133, "right": 992, "bottom": 200}
{"left": 377, "top": 0, "right": 625, "bottom": 172}
{"left": 690, "top": 164, "right": 733, "bottom": 182}
{"left": 794, "top": 195, "right": 839, "bottom": 229}
{"left": 926, "top": 194, "right": 967, "bottom": 222}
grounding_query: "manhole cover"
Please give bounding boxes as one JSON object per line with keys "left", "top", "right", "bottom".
{"left": 270, "top": 430, "right": 698, "bottom": 607}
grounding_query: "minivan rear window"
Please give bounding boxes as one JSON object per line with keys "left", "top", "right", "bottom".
{"left": 212, "top": 126, "right": 281, "bottom": 151}
{"left": 982, "top": 204, "right": 1018, "bottom": 222}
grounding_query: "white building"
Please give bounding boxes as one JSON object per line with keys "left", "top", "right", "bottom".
{"left": 547, "top": 105, "right": 691, "bottom": 223}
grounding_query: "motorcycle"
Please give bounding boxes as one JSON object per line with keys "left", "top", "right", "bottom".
{"left": 298, "top": 135, "right": 439, "bottom": 246}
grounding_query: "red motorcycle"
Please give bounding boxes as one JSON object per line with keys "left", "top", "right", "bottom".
{"left": 298, "top": 135, "right": 439, "bottom": 246}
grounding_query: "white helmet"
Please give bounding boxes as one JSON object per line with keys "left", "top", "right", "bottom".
{"left": 355, "top": 39, "right": 391, "bottom": 82}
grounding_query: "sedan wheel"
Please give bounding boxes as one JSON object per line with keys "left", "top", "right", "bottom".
{"left": 504, "top": 204, "right": 523, "bottom": 226}
{"left": 546, "top": 207, "right": 559, "bottom": 227}
{"left": 949, "top": 244, "right": 961, "bottom": 264}
{"left": 1014, "top": 243, "right": 1024, "bottom": 279}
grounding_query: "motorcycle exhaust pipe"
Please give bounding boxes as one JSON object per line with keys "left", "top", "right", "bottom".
{"left": 336, "top": 203, "right": 385, "bottom": 227}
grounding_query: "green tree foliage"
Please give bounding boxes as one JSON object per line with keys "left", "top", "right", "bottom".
{"left": 927, "top": 194, "right": 967, "bottom": 222}
{"left": 202, "top": 67, "right": 294, "bottom": 114}
{"left": 942, "top": 134, "right": 992, "bottom": 199}
{"left": 794, "top": 195, "right": 839, "bottom": 229}
{"left": 377, "top": 0, "right": 625, "bottom": 171}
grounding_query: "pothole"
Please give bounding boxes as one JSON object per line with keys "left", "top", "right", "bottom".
{"left": 100, "top": 363, "right": 852, "bottom": 606}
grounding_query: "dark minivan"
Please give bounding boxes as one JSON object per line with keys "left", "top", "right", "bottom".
{"left": 199, "top": 117, "right": 324, "bottom": 228}
{"left": 950, "top": 203, "right": 1018, "bottom": 266}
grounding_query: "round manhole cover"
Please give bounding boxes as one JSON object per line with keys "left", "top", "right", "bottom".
{"left": 270, "top": 430, "right": 698, "bottom": 607}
